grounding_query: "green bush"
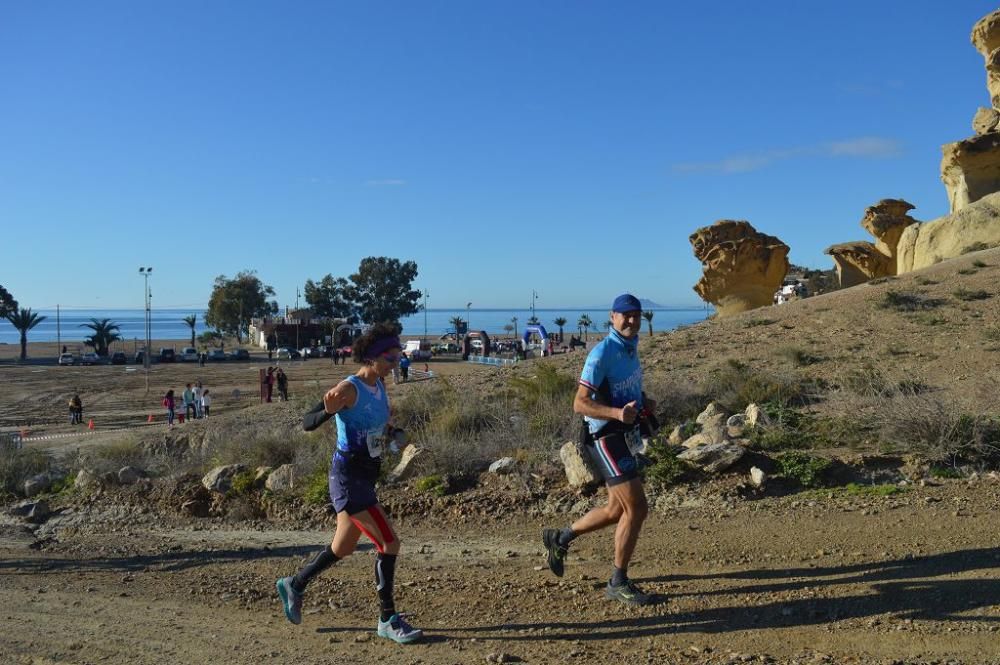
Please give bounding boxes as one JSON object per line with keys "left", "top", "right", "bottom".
{"left": 842, "top": 483, "right": 905, "bottom": 497}
{"left": 880, "top": 290, "right": 944, "bottom": 312}
{"left": 301, "top": 467, "right": 330, "bottom": 505}
{"left": 776, "top": 452, "right": 830, "bottom": 488}
{"left": 229, "top": 469, "right": 258, "bottom": 496}
{"left": 952, "top": 287, "right": 991, "bottom": 302}
{"left": 929, "top": 465, "right": 963, "bottom": 479}
{"left": 414, "top": 474, "right": 446, "bottom": 496}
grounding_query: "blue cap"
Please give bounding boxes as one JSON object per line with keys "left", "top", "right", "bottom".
{"left": 612, "top": 293, "right": 642, "bottom": 313}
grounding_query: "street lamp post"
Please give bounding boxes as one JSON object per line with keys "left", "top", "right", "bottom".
{"left": 466, "top": 302, "right": 471, "bottom": 337}
{"left": 423, "top": 290, "right": 429, "bottom": 342}
{"left": 530, "top": 290, "right": 538, "bottom": 322}
{"left": 139, "top": 267, "right": 153, "bottom": 393}
{"left": 295, "top": 287, "right": 301, "bottom": 353}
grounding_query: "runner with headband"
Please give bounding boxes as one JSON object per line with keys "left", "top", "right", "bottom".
{"left": 276, "top": 322, "right": 423, "bottom": 644}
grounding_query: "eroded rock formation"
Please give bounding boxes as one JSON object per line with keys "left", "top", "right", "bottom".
{"left": 897, "top": 190, "right": 1000, "bottom": 272}
{"left": 690, "top": 220, "right": 789, "bottom": 316}
{"left": 825, "top": 199, "right": 919, "bottom": 287}
{"left": 942, "top": 10, "right": 1000, "bottom": 212}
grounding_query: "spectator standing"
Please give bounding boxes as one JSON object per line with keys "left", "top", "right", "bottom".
{"left": 276, "top": 368, "right": 289, "bottom": 401}
{"left": 192, "top": 382, "right": 204, "bottom": 418}
{"left": 183, "top": 383, "right": 196, "bottom": 421}
{"left": 265, "top": 367, "right": 275, "bottom": 402}
{"left": 201, "top": 389, "right": 212, "bottom": 418}
{"left": 162, "top": 390, "right": 176, "bottom": 428}
{"left": 68, "top": 395, "right": 83, "bottom": 425}
{"left": 399, "top": 353, "right": 410, "bottom": 382}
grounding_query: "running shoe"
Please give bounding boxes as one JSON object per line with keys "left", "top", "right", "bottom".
{"left": 377, "top": 613, "right": 423, "bottom": 644}
{"left": 605, "top": 579, "right": 652, "bottom": 606}
{"left": 276, "top": 576, "right": 303, "bottom": 625}
{"left": 541, "top": 528, "right": 567, "bottom": 577}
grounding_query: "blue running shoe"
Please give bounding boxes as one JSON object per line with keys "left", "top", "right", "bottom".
{"left": 276, "top": 576, "right": 303, "bottom": 625}
{"left": 377, "top": 613, "right": 423, "bottom": 644}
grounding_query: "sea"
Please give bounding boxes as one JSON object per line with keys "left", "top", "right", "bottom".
{"left": 0, "top": 306, "right": 712, "bottom": 345}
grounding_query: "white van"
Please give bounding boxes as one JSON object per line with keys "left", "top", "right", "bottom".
{"left": 403, "top": 340, "right": 432, "bottom": 360}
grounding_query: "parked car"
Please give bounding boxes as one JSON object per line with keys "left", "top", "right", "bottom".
{"left": 58, "top": 353, "right": 75, "bottom": 366}
{"left": 158, "top": 348, "right": 176, "bottom": 363}
{"left": 275, "top": 347, "right": 301, "bottom": 360}
{"left": 178, "top": 347, "right": 198, "bottom": 362}
{"left": 301, "top": 346, "right": 324, "bottom": 359}
{"left": 81, "top": 352, "right": 102, "bottom": 365}
{"left": 208, "top": 349, "right": 227, "bottom": 361}
{"left": 110, "top": 351, "right": 127, "bottom": 365}
{"left": 229, "top": 348, "right": 250, "bottom": 361}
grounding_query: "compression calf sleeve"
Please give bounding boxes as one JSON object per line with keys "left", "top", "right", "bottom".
{"left": 292, "top": 546, "right": 339, "bottom": 592}
{"left": 375, "top": 553, "right": 398, "bottom": 621}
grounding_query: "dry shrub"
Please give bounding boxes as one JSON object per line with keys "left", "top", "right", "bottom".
{"left": 85, "top": 436, "right": 157, "bottom": 475}
{"left": 0, "top": 447, "right": 51, "bottom": 498}
{"left": 642, "top": 374, "right": 706, "bottom": 424}
{"left": 701, "top": 359, "right": 811, "bottom": 413}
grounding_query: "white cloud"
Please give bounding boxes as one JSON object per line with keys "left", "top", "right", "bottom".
{"left": 365, "top": 179, "right": 407, "bottom": 186}
{"left": 671, "top": 137, "right": 903, "bottom": 174}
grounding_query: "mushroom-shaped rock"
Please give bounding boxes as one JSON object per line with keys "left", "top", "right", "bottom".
{"left": 941, "top": 133, "right": 1000, "bottom": 213}
{"left": 690, "top": 220, "right": 790, "bottom": 316}
{"left": 974, "top": 107, "right": 1000, "bottom": 135}
{"left": 824, "top": 241, "right": 895, "bottom": 287}
{"left": 896, "top": 191, "right": 1000, "bottom": 273}
{"left": 972, "top": 10, "right": 1000, "bottom": 107}
{"left": 860, "top": 199, "right": 919, "bottom": 260}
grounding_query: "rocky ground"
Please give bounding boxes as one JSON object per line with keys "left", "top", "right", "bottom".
{"left": 5, "top": 469, "right": 1000, "bottom": 665}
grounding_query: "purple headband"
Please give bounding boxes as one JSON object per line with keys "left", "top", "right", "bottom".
{"left": 364, "top": 336, "right": 401, "bottom": 360}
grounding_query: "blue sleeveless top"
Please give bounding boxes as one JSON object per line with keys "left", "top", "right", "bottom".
{"left": 334, "top": 375, "right": 390, "bottom": 460}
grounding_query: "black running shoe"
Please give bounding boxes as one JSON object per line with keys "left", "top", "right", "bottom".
{"left": 605, "top": 579, "right": 652, "bottom": 606}
{"left": 542, "top": 528, "right": 567, "bottom": 577}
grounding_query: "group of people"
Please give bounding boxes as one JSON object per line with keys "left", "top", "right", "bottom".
{"left": 162, "top": 382, "right": 212, "bottom": 427}
{"left": 275, "top": 293, "right": 655, "bottom": 644}
{"left": 389, "top": 352, "right": 411, "bottom": 383}
{"left": 264, "top": 367, "right": 289, "bottom": 402}
{"left": 68, "top": 394, "right": 84, "bottom": 424}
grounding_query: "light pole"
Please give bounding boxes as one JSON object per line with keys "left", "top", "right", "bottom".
{"left": 466, "top": 302, "right": 471, "bottom": 337}
{"left": 295, "top": 287, "right": 301, "bottom": 352}
{"left": 530, "top": 290, "right": 538, "bottom": 322}
{"left": 139, "top": 267, "right": 153, "bottom": 393}
{"left": 423, "top": 290, "right": 429, "bottom": 342}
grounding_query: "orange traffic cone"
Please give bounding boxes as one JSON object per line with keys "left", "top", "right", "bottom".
{"left": 147, "top": 414, "right": 154, "bottom": 423}
{"left": 87, "top": 419, "right": 95, "bottom": 430}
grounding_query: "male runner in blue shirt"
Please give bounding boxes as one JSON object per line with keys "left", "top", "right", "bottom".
{"left": 542, "top": 293, "right": 656, "bottom": 605}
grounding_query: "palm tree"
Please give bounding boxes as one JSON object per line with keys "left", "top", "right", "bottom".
{"left": 602, "top": 320, "right": 611, "bottom": 332}
{"left": 80, "top": 318, "right": 122, "bottom": 357}
{"left": 449, "top": 316, "right": 465, "bottom": 339}
{"left": 577, "top": 314, "right": 592, "bottom": 342}
{"left": 553, "top": 316, "right": 567, "bottom": 342}
{"left": 503, "top": 323, "right": 514, "bottom": 337}
{"left": 511, "top": 316, "right": 518, "bottom": 338}
{"left": 5, "top": 308, "right": 46, "bottom": 361}
{"left": 642, "top": 310, "right": 654, "bottom": 336}
{"left": 182, "top": 314, "right": 197, "bottom": 347}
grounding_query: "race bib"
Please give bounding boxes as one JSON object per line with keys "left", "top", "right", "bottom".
{"left": 624, "top": 426, "right": 643, "bottom": 455}
{"left": 365, "top": 427, "right": 384, "bottom": 458}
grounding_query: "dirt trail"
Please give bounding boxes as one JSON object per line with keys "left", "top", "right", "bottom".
{"left": 5, "top": 479, "right": 1000, "bottom": 664}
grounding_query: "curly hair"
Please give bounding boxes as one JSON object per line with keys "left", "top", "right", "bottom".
{"left": 352, "top": 321, "right": 403, "bottom": 364}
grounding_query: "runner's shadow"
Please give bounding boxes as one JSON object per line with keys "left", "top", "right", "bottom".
{"left": 436, "top": 547, "right": 1000, "bottom": 641}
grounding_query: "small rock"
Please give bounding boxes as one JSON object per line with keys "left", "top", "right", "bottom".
{"left": 488, "top": 457, "right": 516, "bottom": 474}
{"left": 749, "top": 467, "right": 767, "bottom": 489}
{"left": 265, "top": 464, "right": 297, "bottom": 493}
{"left": 118, "top": 466, "right": 143, "bottom": 485}
{"left": 23, "top": 473, "right": 51, "bottom": 497}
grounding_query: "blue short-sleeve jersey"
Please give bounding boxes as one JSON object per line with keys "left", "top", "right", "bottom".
{"left": 335, "top": 375, "right": 390, "bottom": 459}
{"left": 579, "top": 329, "right": 643, "bottom": 434}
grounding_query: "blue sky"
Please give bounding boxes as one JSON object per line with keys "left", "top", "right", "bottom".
{"left": 2, "top": 1, "right": 997, "bottom": 310}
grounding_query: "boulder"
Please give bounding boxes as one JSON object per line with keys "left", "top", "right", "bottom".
{"left": 387, "top": 445, "right": 423, "bottom": 483}
{"left": 265, "top": 464, "right": 297, "bottom": 493}
{"left": 201, "top": 464, "right": 246, "bottom": 494}
{"left": 677, "top": 443, "right": 746, "bottom": 473}
{"left": 117, "top": 466, "right": 143, "bottom": 485}
{"left": 681, "top": 432, "right": 714, "bottom": 449}
{"left": 745, "top": 403, "right": 765, "bottom": 429}
{"left": 896, "top": 190, "right": 1000, "bottom": 272}
{"left": 253, "top": 466, "right": 273, "bottom": 489}
{"left": 488, "top": 457, "right": 517, "bottom": 474}
{"left": 727, "top": 413, "right": 747, "bottom": 438}
{"left": 689, "top": 220, "right": 790, "bottom": 316}
{"left": 24, "top": 473, "right": 51, "bottom": 497}
{"left": 9, "top": 499, "right": 49, "bottom": 522}
{"left": 700, "top": 413, "right": 729, "bottom": 445}
{"left": 825, "top": 241, "right": 894, "bottom": 287}
{"left": 749, "top": 466, "right": 767, "bottom": 489}
{"left": 695, "top": 402, "right": 725, "bottom": 425}
{"left": 75, "top": 468, "right": 100, "bottom": 489}
{"left": 560, "top": 441, "right": 599, "bottom": 488}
